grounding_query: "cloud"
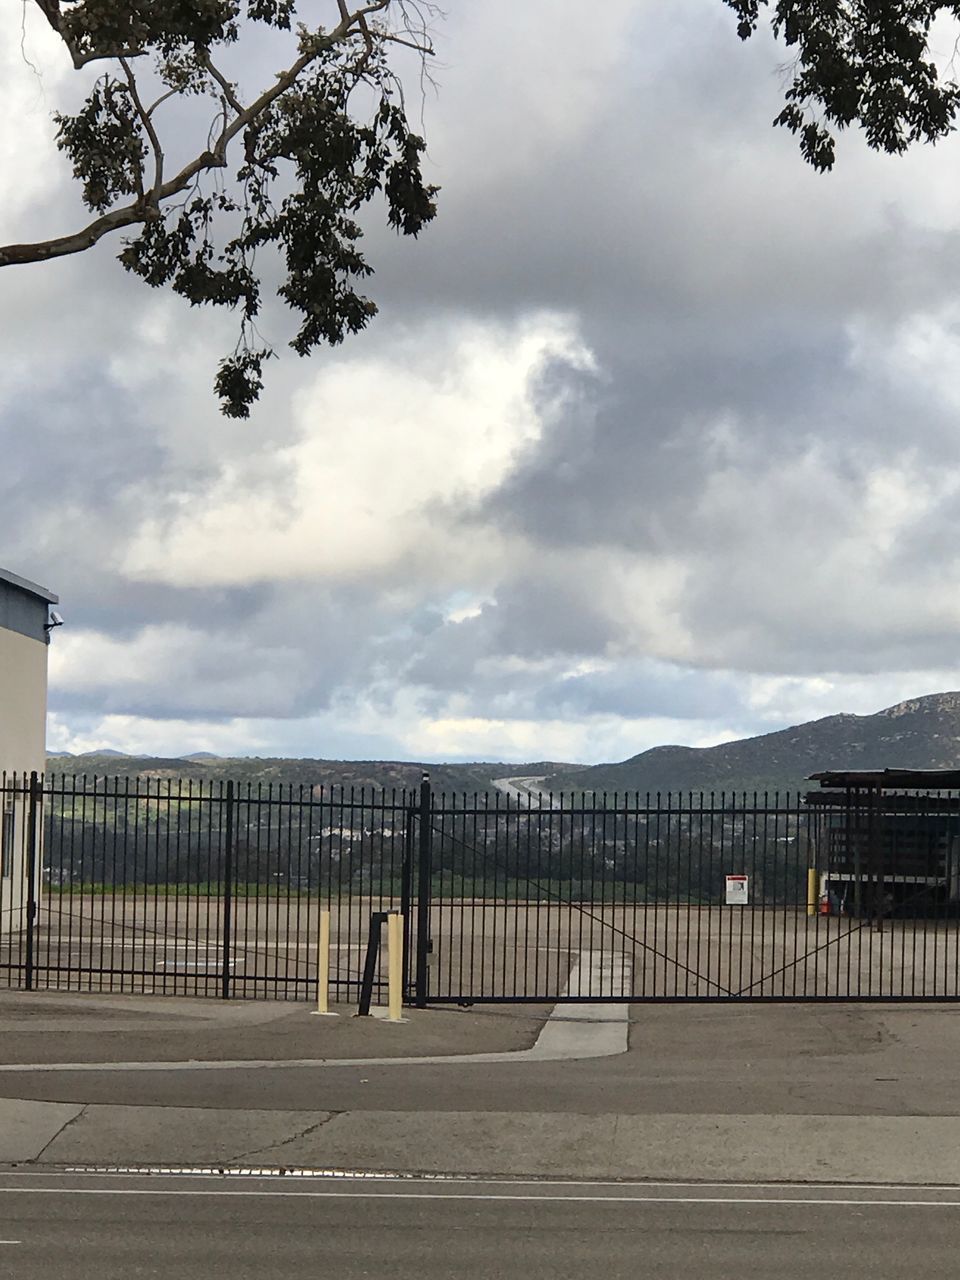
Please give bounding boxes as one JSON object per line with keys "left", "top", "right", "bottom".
{"left": 119, "top": 312, "right": 593, "bottom": 589}
{"left": 0, "top": 18, "right": 72, "bottom": 227}
{"left": 8, "top": 0, "right": 960, "bottom": 766}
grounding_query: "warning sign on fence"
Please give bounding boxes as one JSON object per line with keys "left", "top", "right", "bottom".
{"left": 725, "top": 874, "right": 749, "bottom": 906}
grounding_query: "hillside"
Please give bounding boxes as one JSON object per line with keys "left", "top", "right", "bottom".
{"left": 43, "top": 752, "right": 568, "bottom": 797}
{"left": 540, "top": 693, "right": 960, "bottom": 797}
{"left": 45, "top": 692, "right": 960, "bottom": 799}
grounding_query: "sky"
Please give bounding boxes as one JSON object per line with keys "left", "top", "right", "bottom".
{"left": 6, "top": 1, "right": 960, "bottom": 765}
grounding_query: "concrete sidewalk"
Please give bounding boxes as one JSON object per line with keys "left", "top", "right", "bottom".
{"left": 6, "top": 1099, "right": 960, "bottom": 1184}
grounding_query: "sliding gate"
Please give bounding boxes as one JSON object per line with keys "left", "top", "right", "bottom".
{"left": 417, "top": 783, "right": 960, "bottom": 1003}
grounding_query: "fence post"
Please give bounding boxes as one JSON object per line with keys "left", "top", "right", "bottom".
{"left": 24, "top": 771, "right": 40, "bottom": 992}
{"left": 221, "top": 780, "right": 234, "bottom": 1000}
{"left": 400, "top": 803, "right": 415, "bottom": 998}
{"left": 415, "top": 773, "right": 433, "bottom": 1008}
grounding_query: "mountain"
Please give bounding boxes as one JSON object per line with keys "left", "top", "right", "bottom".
{"left": 44, "top": 692, "right": 960, "bottom": 798}
{"left": 540, "top": 692, "right": 960, "bottom": 797}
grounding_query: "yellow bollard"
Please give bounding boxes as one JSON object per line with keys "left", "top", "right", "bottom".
{"left": 387, "top": 911, "right": 405, "bottom": 1023}
{"left": 311, "top": 908, "right": 339, "bottom": 1016}
{"left": 807, "top": 868, "right": 819, "bottom": 917}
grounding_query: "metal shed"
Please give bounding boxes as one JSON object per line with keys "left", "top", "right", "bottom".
{"left": 807, "top": 770, "right": 960, "bottom": 919}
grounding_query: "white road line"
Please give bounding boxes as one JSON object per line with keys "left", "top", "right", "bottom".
{"left": 0, "top": 1186, "right": 959, "bottom": 1207}
{"left": 28, "top": 1173, "right": 960, "bottom": 1194}
{"left": 1, "top": 1170, "right": 959, "bottom": 1193}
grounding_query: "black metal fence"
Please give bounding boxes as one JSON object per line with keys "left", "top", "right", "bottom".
{"left": 0, "top": 772, "right": 415, "bottom": 1001}
{"left": 2, "top": 772, "right": 960, "bottom": 1003}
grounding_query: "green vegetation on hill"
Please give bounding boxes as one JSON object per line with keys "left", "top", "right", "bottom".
{"left": 44, "top": 753, "right": 567, "bottom": 798}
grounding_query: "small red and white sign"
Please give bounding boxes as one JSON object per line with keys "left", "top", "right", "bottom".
{"left": 725, "top": 874, "right": 749, "bottom": 906}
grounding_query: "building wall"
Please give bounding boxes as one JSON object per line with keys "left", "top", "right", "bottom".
{"left": 0, "top": 624, "right": 49, "bottom": 936}
{"left": 0, "top": 625, "right": 48, "bottom": 778}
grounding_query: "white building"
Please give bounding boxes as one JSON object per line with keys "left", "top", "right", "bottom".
{"left": 0, "top": 567, "right": 58, "bottom": 935}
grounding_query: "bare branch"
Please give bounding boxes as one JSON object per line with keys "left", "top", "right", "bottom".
{"left": 356, "top": 1, "right": 393, "bottom": 22}
{"left": 119, "top": 57, "right": 164, "bottom": 197}
{"left": 383, "top": 32, "right": 434, "bottom": 55}
{"left": 0, "top": 206, "right": 151, "bottom": 267}
{"left": 202, "top": 55, "right": 245, "bottom": 117}
{"left": 145, "top": 87, "right": 180, "bottom": 118}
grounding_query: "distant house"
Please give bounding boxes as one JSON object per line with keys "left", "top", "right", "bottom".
{"left": 0, "top": 567, "right": 59, "bottom": 935}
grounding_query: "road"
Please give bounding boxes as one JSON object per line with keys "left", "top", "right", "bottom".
{"left": 490, "top": 775, "right": 592, "bottom": 813}
{"left": 490, "top": 775, "right": 555, "bottom": 806}
{"left": 1, "top": 1171, "right": 959, "bottom": 1278}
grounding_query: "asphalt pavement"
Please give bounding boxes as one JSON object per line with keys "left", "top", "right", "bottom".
{"left": 0, "top": 989, "right": 548, "bottom": 1064}
{"left": 2, "top": 1171, "right": 960, "bottom": 1279}
{"left": 1, "top": 998, "right": 958, "bottom": 1118}
{"left": 4, "top": 987, "right": 960, "bottom": 1274}
{"left": 3, "top": 993, "right": 960, "bottom": 1183}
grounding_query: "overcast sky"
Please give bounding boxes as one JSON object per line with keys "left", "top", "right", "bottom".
{"left": 6, "top": 1, "right": 960, "bottom": 764}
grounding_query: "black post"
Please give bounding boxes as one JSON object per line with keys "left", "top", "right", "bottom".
{"left": 221, "top": 780, "right": 234, "bottom": 1000}
{"left": 415, "top": 773, "right": 433, "bottom": 1008}
{"left": 358, "top": 911, "right": 388, "bottom": 1016}
{"left": 400, "top": 804, "right": 415, "bottom": 999}
{"left": 868, "top": 783, "right": 883, "bottom": 933}
{"left": 24, "top": 771, "right": 40, "bottom": 992}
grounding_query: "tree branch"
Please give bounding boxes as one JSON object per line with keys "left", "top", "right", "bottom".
{"left": 31, "top": 0, "right": 60, "bottom": 37}
{"left": 202, "top": 54, "right": 246, "bottom": 118}
{"left": 162, "top": 1, "right": 391, "bottom": 185}
{"left": 1, "top": 0, "right": 398, "bottom": 271}
{"left": 73, "top": 46, "right": 146, "bottom": 69}
{"left": 29, "top": 0, "right": 145, "bottom": 68}
{"left": 383, "top": 32, "right": 434, "bottom": 55}
{"left": 0, "top": 205, "right": 151, "bottom": 267}
{"left": 119, "top": 57, "right": 164, "bottom": 197}
{"left": 145, "top": 86, "right": 180, "bottom": 118}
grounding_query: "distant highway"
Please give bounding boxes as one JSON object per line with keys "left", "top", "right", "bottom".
{"left": 491, "top": 776, "right": 558, "bottom": 807}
